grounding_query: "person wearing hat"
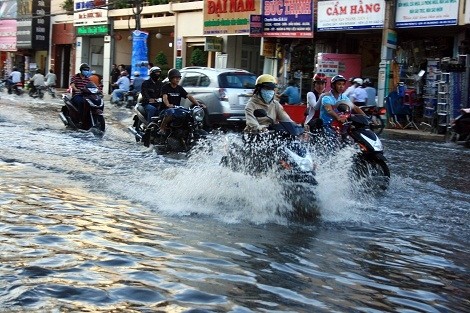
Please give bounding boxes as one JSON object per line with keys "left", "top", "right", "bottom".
{"left": 111, "top": 70, "right": 130, "bottom": 104}
{"left": 159, "top": 68, "right": 204, "bottom": 134}
{"left": 305, "top": 72, "right": 327, "bottom": 127}
{"left": 131, "top": 71, "right": 145, "bottom": 94}
{"left": 319, "top": 75, "right": 365, "bottom": 131}
{"left": 244, "top": 73, "right": 294, "bottom": 133}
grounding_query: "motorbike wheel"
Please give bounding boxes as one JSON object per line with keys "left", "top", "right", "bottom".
{"left": 353, "top": 156, "right": 390, "bottom": 190}
{"left": 96, "top": 115, "right": 106, "bottom": 132}
{"left": 167, "top": 136, "right": 186, "bottom": 152}
{"left": 370, "top": 116, "right": 385, "bottom": 135}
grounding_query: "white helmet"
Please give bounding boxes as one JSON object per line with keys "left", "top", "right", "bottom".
{"left": 353, "top": 78, "right": 363, "bottom": 85}
{"left": 133, "top": 71, "right": 140, "bottom": 76}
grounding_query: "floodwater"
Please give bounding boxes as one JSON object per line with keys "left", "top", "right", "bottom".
{"left": 0, "top": 93, "right": 469, "bottom": 312}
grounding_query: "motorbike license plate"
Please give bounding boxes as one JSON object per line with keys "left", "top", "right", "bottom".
{"left": 128, "top": 96, "right": 134, "bottom": 101}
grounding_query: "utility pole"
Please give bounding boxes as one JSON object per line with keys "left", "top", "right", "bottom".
{"left": 377, "top": 0, "right": 396, "bottom": 108}
{"left": 133, "top": 0, "right": 143, "bottom": 30}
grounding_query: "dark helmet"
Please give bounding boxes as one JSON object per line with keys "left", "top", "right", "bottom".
{"left": 313, "top": 72, "right": 327, "bottom": 83}
{"left": 149, "top": 66, "right": 161, "bottom": 75}
{"left": 79, "top": 63, "right": 90, "bottom": 71}
{"left": 331, "top": 75, "right": 347, "bottom": 85}
{"left": 168, "top": 68, "right": 181, "bottom": 80}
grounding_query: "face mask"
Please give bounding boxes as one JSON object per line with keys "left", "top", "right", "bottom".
{"left": 260, "top": 89, "right": 275, "bottom": 103}
{"left": 81, "top": 70, "right": 91, "bottom": 78}
{"left": 150, "top": 72, "right": 160, "bottom": 80}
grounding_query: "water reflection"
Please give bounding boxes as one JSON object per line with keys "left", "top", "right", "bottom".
{"left": 0, "top": 96, "right": 469, "bottom": 312}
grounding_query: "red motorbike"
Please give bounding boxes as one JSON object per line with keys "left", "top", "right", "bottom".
{"left": 59, "top": 82, "right": 105, "bottom": 133}
{"left": 358, "top": 105, "right": 387, "bottom": 135}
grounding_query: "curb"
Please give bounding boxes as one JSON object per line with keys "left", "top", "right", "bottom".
{"left": 382, "top": 128, "right": 446, "bottom": 142}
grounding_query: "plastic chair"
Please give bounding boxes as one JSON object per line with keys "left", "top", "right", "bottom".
{"left": 385, "top": 90, "right": 412, "bottom": 129}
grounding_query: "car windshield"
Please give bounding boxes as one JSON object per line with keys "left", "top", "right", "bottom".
{"left": 218, "top": 72, "right": 256, "bottom": 89}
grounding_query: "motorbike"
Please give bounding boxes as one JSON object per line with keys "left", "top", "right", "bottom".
{"left": 450, "top": 108, "right": 470, "bottom": 148}
{"left": 358, "top": 105, "right": 387, "bottom": 135}
{"left": 59, "top": 82, "right": 105, "bottom": 134}
{"left": 128, "top": 101, "right": 207, "bottom": 153}
{"left": 333, "top": 103, "right": 390, "bottom": 190}
{"left": 221, "top": 109, "right": 319, "bottom": 219}
{"left": 28, "top": 82, "right": 45, "bottom": 99}
{"left": 123, "top": 90, "right": 139, "bottom": 108}
{"left": 46, "top": 85, "right": 56, "bottom": 98}
{"left": 6, "top": 79, "right": 24, "bottom": 96}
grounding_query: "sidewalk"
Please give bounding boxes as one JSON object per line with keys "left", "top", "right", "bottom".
{"left": 382, "top": 127, "right": 446, "bottom": 142}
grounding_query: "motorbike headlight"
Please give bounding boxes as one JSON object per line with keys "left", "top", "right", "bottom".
{"left": 192, "top": 107, "right": 205, "bottom": 122}
{"left": 285, "top": 147, "right": 314, "bottom": 172}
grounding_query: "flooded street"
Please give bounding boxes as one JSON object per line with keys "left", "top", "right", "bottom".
{"left": 0, "top": 93, "right": 469, "bottom": 312}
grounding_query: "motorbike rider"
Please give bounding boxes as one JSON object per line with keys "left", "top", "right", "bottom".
{"left": 320, "top": 74, "right": 365, "bottom": 133}
{"left": 29, "top": 69, "right": 46, "bottom": 97}
{"left": 159, "top": 68, "right": 205, "bottom": 134}
{"left": 111, "top": 70, "right": 130, "bottom": 104}
{"left": 70, "top": 63, "right": 93, "bottom": 124}
{"left": 131, "top": 71, "right": 145, "bottom": 94}
{"left": 305, "top": 72, "right": 327, "bottom": 128}
{"left": 244, "top": 74, "right": 294, "bottom": 133}
{"left": 140, "top": 66, "right": 163, "bottom": 122}
{"left": 8, "top": 67, "right": 22, "bottom": 93}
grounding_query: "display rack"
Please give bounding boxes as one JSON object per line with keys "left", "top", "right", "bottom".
{"left": 421, "top": 59, "right": 440, "bottom": 132}
{"left": 437, "top": 72, "right": 451, "bottom": 134}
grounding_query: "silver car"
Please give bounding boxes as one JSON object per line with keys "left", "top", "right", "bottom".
{"left": 178, "top": 67, "right": 257, "bottom": 127}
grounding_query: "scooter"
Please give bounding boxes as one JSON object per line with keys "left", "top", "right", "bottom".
{"left": 59, "top": 82, "right": 105, "bottom": 134}
{"left": 450, "top": 108, "right": 470, "bottom": 148}
{"left": 221, "top": 109, "right": 319, "bottom": 219}
{"left": 334, "top": 102, "right": 390, "bottom": 190}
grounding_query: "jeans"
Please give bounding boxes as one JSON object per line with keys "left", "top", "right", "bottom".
{"left": 71, "top": 95, "right": 86, "bottom": 122}
{"left": 111, "top": 89, "right": 128, "bottom": 102}
{"left": 144, "top": 104, "right": 159, "bottom": 123}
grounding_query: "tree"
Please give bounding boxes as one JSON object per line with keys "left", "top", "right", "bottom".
{"left": 154, "top": 51, "right": 169, "bottom": 78}
{"left": 60, "top": 0, "right": 74, "bottom": 13}
{"left": 190, "top": 48, "right": 205, "bottom": 66}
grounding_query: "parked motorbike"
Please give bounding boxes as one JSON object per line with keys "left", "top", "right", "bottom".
{"left": 334, "top": 102, "right": 390, "bottom": 189}
{"left": 221, "top": 109, "right": 319, "bottom": 219}
{"left": 358, "top": 105, "right": 386, "bottom": 135}
{"left": 128, "top": 102, "right": 207, "bottom": 153}
{"left": 450, "top": 108, "right": 470, "bottom": 148}
{"left": 59, "top": 82, "right": 105, "bottom": 134}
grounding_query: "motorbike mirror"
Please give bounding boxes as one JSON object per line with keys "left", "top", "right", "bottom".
{"left": 253, "top": 109, "right": 268, "bottom": 118}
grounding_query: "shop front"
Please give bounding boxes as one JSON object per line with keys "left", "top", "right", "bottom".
{"left": 387, "top": 0, "right": 468, "bottom": 134}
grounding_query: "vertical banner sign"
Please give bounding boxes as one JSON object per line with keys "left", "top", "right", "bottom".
{"left": 32, "top": 0, "right": 51, "bottom": 50}
{"left": 131, "top": 30, "right": 149, "bottom": 79}
{"left": 262, "top": 0, "right": 313, "bottom": 38}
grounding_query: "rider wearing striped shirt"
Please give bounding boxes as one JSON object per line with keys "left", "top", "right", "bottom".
{"left": 70, "top": 63, "right": 93, "bottom": 123}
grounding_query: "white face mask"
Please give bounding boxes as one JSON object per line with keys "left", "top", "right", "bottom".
{"left": 260, "top": 89, "right": 275, "bottom": 103}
